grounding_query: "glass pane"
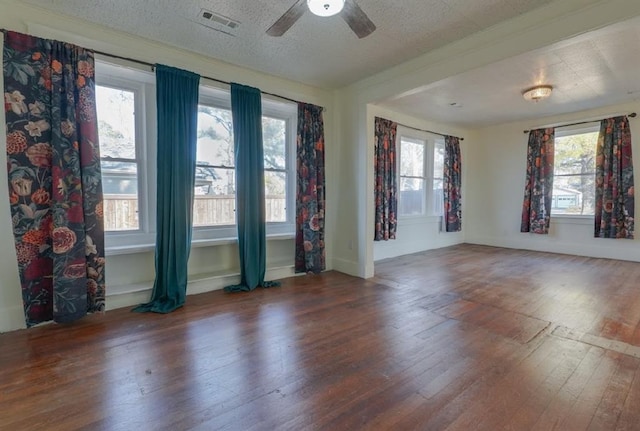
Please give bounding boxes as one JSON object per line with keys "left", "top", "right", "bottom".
{"left": 197, "top": 105, "right": 234, "bottom": 167}
{"left": 552, "top": 174, "right": 595, "bottom": 215}
{"left": 554, "top": 132, "right": 598, "bottom": 176}
{"left": 265, "top": 171, "right": 287, "bottom": 223}
{"left": 263, "top": 117, "right": 286, "bottom": 170}
{"left": 193, "top": 167, "right": 236, "bottom": 227}
{"left": 399, "top": 177, "right": 425, "bottom": 216}
{"left": 400, "top": 139, "right": 424, "bottom": 177}
{"left": 552, "top": 131, "right": 598, "bottom": 215}
{"left": 96, "top": 86, "right": 136, "bottom": 159}
{"left": 101, "top": 161, "right": 139, "bottom": 231}
{"left": 434, "top": 143, "right": 445, "bottom": 178}
{"left": 433, "top": 178, "right": 444, "bottom": 216}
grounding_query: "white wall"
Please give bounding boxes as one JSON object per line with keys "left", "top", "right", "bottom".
{"left": 0, "top": 0, "right": 334, "bottom": 332}
{"left": 466, "top": 101, "right": 640, "bottom": 261}
{"left": 369, "top": 106, "right": 468, "bottom": 262}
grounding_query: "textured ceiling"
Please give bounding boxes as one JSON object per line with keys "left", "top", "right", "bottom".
{"left": 22, "top": 0, "right": 556, "bottom": 88}
{"left": 20, "top": 0, "right": 640, "bottom": 127}
{"left": 378, "top": 16, "right": 640, "bottom": 127}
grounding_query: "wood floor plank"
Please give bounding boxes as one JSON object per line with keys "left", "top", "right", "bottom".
{"left": 530, "top": 345, "right": 607, "bottom": 431}
{"left": 3, "top": 244, "right": 640, "bottom": 430}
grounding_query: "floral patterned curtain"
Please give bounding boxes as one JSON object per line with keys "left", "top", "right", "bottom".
{"left": 521, "top": 128, "right": 555, "bottom": 234}
{"left": 3, "top": 31, "right": 105, "bottom": 327}
{"left": 594, "top": 116, "right": 634, "bottom": 239}
{"left": 444, "top": 135, "right": 462, "bottom": 232}
{"left": 295, "top": 103, "right": 325, "bottom": 273}
{"left": 374, "top": 117, "right": 397, "bottom": 241}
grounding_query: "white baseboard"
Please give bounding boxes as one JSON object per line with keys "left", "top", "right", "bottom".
{"left": 105, "top": 265, "right": 297, "bottom": 311}
{"left": 332, "top": 257, "right": 360, "bottom": 277}
{"left": 466, "top": 236, "right": 640, "bottom": 262}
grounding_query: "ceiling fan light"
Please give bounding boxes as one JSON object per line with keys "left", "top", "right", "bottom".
{"left": 522, "top": 85, "right": 553, "bottom": 102}
{"left": 307, "top": 0, "right": 345, "bottom": 17}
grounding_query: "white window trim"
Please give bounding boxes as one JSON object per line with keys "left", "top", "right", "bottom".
{"left": 96, "top": 61, "right": 157, "bottom": 250}
{"left": 263, "top": 95, "right": 297, "bottom": 236}
{"left": 97, "top": 62, "right": 297, "bottom": 251}
{"left": 397, "top": 127, "right": 444, "bottom": 219}
{"left": 551, "top": 122, "right": 599, "bottom": 219}
{"left": 191, "top": 86, "right": 297, "bottom": 241}
{"left": 192, "top": 85, "right": 236, "bottom": 240}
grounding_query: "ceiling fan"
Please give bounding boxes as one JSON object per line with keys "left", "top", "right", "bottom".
{"left": 267, "top": 0, "right": 376, "bottom": 39}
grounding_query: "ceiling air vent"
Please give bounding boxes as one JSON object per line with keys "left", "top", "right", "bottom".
{"left": 199, "top": 8, "right": 240, "bottom": 30}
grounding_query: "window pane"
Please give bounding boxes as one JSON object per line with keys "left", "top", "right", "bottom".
{"left": 193, "top": 167, "right": 236, "bottom": 227}
{"left": 434, "top": 143, "right": 445, "bottom": 179}
{"left": 554, "top": 132, "right": 597, "bottom": 175}
{"left": 101, "top": 161, "right": 139, "bottom": 231}
{"left": 552, "top": 131, "right": 598, "bottom": 215}
{"left": 265, "top": 171, "right": 286, "bottom": 222}
{"left": 263, "top": 117, "right": 286, "bottom": 170}
{"left": 433, "top": 178, "right": 444, "bottom": 216}
{"left": 399, "top": 177, "right": 425, "bottom": 215}
{"left": 400, "top": 140, "right": 424, "bottom": 177}
{"left": 197, "top": 106, "right": 234, "bottom": 167}
{"left": 552, "top": 175, "right": 595, "bottom": 215}
{"left": 96, "top": 86, "right": 136, "bottom": 159}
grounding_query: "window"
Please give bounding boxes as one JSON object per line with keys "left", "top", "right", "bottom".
{"left": 552, "top": 126, "right": 599, "bottom": 216}
{"left": 262, "top": 115, "right": 288, "bottom": 223}
{"left": 399, "top": 137, "right": 425, "bottom": 215}
{"left": 433, "top": 141, "right": 445, "bottom": 217}
{"left": 97, "top": 85, "right": 140, "bottom": 231}
{"left": 97, "top": 62, "right": 296, "bottom": 249}
{"left": 398, "top": 130, "right": 444, "bottom": 218}
{"left": 96, "top": 61, "right": 156, "bottom": 250}
{"left": 193, "top": 88, "right": 296, "bottom": 240}
{"left": 194, "top": 104, "right": 236, "bottom": 228}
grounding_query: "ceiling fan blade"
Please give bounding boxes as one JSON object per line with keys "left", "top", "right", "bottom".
{"left": 266, "top": 0, "right": 307, "bottom": 37}
{"left": 341, "top": 0, "right": 376, "bottom": 39}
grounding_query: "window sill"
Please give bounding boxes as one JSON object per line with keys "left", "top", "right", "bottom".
{"left": 105, "top": 233, "right": 295, "bottom": 256}
{"left": 399, "top": 215, "right": 442, "bottom": 225}
{"left": 551, "top": 215, "right": 594, "bottom": 225}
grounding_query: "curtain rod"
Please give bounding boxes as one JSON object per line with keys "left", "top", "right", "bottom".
{"left": 396, "top": 121, "right": 464, "bottom": 141}
{"left": 523, "top": 112, "right": 637, "bottom": 134}
{"left": 1, "top": 28, "right": 308, "bottom": 107}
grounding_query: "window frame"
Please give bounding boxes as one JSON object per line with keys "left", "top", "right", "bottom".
{"left": 96, "top": 61, "right": 157, "bottom": 250}
{"left": 397, "top": 127, "right": 444, "bottom": 220}
{"left": 191, "top": 87, "right": 297, "bottom": 242}
{"left": 97, "top": 61, "right": 297, "bottom": 252}
{"left": 551, "top": 122, "right": 599, "bottom": 219}
{"left": 262, "top": 96, "right": 297, "bottom": 235}
{"left": 431, "top": 138, "right": 445, "bottom": 218}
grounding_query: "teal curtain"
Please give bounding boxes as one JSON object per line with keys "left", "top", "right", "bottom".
{"left": 134, "top": 65, "right": 200, "bottom": 313}
{"left": 225, "top": 83, "right": 279, "bottom": 292}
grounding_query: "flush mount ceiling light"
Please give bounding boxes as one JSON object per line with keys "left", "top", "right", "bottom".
{"left": 522, "top": 85, "right": 553, "bottom": 102}
{"left": 307, "top": 0, "right": 345, "bottom": 17}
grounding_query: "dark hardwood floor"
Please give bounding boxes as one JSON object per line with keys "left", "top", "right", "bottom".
{"left": 2, "top": 244, "right": 640, "bottom": 430}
